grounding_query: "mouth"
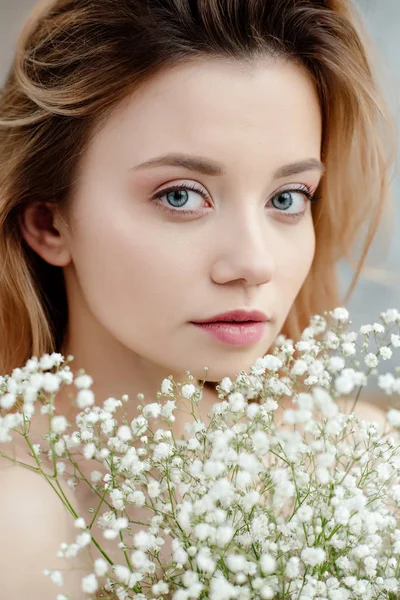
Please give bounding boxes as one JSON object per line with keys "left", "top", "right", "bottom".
{"left": 190, "top": 308, "right": 271, "bottom": 345}
{"left": 191, "top": 320, "right": 267, "bottom": 346}
{"left": 192, "top": 309, "right": 270, "bottom": 325}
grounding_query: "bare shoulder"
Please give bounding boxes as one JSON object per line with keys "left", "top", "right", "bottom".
{"left": 0, "top": 438, "right": 94, "bottom": 599}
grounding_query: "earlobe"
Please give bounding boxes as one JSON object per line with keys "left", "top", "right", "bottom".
{"left": 19, "top": 202, "right": 72, "bottom": 267}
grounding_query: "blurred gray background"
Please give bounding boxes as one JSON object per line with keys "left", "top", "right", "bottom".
{"left": 0, "top": 0, "right": 399, "bottom": 403}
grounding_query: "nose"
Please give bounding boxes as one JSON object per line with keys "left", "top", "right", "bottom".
{"left": 210, "top": 213, "right": 276, "bottom": 287}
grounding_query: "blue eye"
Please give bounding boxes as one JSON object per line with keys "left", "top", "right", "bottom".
{"left": 270, "top": 189, "right": 315, "bottom": 220}
{"left": 164, "top": 188, "right": 194, "bottom": 208}
{"left": 151, "top": 182, "right": 320, "bottom": 220}
{"left": 151, "top": 182, "right": 209, "bottom": 216}
{"left": 272, "top": 191, "right": 296, "bottom": 211}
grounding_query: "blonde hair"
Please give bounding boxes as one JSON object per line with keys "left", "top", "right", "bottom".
{"left": 0, "top": 0, "right": 396, "bottom": 376}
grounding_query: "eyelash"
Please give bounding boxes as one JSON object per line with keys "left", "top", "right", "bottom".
{"left": 151, "top": 182, "right": 321, "bottom": 221}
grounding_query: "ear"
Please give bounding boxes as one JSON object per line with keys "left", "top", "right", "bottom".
{"left": 19, "top": 202, "right": 72, "bottom": 267}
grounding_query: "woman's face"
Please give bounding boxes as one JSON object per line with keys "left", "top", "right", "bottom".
{"left": 60, "top": 57, "right": 322, "bottom": 383}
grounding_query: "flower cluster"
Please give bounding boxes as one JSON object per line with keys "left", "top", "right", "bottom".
{"left": 1, "top": 307, "right": 400, "bottom": 599}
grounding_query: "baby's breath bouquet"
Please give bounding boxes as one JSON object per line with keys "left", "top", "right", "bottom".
{"left": 1, "top": 307, "right": 400, "bottom": 600}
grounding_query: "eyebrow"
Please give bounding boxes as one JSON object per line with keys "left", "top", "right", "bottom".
{"left": 132, "top": 153, "right": 325, "bottom": 178}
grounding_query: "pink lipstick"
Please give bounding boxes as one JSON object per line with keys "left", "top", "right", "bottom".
{"left": 191, "top": 309, "right": 270, "bottom": 346}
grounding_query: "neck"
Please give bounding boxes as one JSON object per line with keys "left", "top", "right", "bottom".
{"left": 53, "top": 341, "right": 220, "bottom": 441}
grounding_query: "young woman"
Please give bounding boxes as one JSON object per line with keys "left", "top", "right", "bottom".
{"left": 0, "top": 0, "right": 396, "bottom": 596}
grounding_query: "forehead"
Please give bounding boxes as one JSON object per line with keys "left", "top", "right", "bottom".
{"left": 89, "top": 57, "right": 322, "bottom": 170}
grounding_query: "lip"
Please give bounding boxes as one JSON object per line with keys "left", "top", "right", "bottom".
{"left": 190, "top": 309, "right": 270, "bottom": 346}
{"left": 191, "top": 309, "right": 270, "bottom": 324}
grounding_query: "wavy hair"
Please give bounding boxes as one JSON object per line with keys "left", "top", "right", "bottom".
{"left": 0, "top": 0, "right": 396, "bottom": 376}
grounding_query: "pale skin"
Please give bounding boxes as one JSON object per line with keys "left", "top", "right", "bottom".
{"left": 4, "top": 55, "right": 387, "bottom": 597}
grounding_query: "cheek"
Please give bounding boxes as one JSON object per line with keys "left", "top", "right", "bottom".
{"left": 275, "top": 219, "right": 316, "bottom": 299}
{"left": 69, "top": 209, "right": 196, "bottom": 328}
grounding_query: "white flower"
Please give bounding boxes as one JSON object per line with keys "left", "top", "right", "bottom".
{"left": 44, "top": 569, "right": 63, "bottom": 586}
{"left": 332, "top": 307, "right": 349, "bottom": 322}
{"left": 74, "top": 517, "right": 86, "bottom": 530}
{"left": 130, "top": 416, "right": 148, "bottom": 436}
{"left": 387, "top": 409, "right": 400, "bottom": 427}
{"left": 39, "top": 353, "right": 59, "bottom": 371}
{"left": 181, "top": 384, "right": 197, "bottom": 399}
{"left": 161, "top": 400, "right": 176, "bottom": 419}
{"left": 203, "top": 459, "right": 225, "bottom": 479}
{"left": 103, "top": 397, "right": 121, "bottom": 413}
{"left": 83, "top": 442, "right": 96, "bottom": 460}
{"left": 228, "top": 392, "right": 245, "bottom": 412}
{"left": 365, "top": 353, "right": 378, "bottom": 368}
{"left": 117, "top": 425, "right": 132, "bottom": 441}
{"left": 133, "top": 530, "right": 157, "bottom": 551}
{"left": 376, "top": 462, "right": 392, "bottom": 482}
{"left": 94, "top": 558, "right": 109, "bottom": 577}
{"left": 172, "top": 539, "right": 189, "bottom": 566}
{"left": 391, "top": 485, "right": 400, "bottom": 503}
{"left": 246, "top": 402, "right": 260, "bottom": 419}
{"left": 209, "top": 573, "right": 237, "bottom": 600}
{"left": 114, "top": 564, "right": 135, "bottom": 586}
{"left": 391, "top": 334, "right": 400, "bottom": 348}
{"left": 51, "top": 416, "right": 68, "bottom": 434}
{"left": 291, "top": 359, "right": 308, "bottom": 376}
{"left": 381, "top": 308, "right": 400, "bottom": 324}
{"left": 215, "top": 525, "right": 234, "bottom": 547}
{"left": 127, "top": 490, "right": 146, "bottom": 506}
{"left": 131, "top": 549, "right": 149, "bottom": 569}
{"left": 0, "top": 392, "right": 18, "bottom": 410}
{"left": 341, "top": 342, "right": 356, "bottom": 356}
{"left": 372, "top": 322, "right": 385, "bottom": 334}
{"left": 260, "top": 554, "right": 276, "bottom": 575}
{"left": 88, "top": 472, "right": 101, "bottom": 486}
{"left": 301, "top": 547, "right": 326, "bottom": 567}
{"left": 316, "top": 466, "right": 331, "bottom": 484}
{"left": 161, "top": 378, "right": 174, "bottom": 395}
{"left": 152, "top": 580, "right": 169, "bottom": 595}
{"left": 261, "top": 355, "right": 283, "bottom": 372}
{"left": 193, "top": 523, "right": 212, "bottom": 543}
{"left": 251, "top": 430, "right": 270, "bottom": 455}
{"left": 334, "top": 375, "right": 355, "bottom": 395}
{"left": 196, "top": 547, "right": 216, "bottom": 574}
{"left": 142, "top": 402, "right": 162, "bottom": 419}
{"left": 226, "top": 553, "right": 247, "bottom": 573}
{"left": 74, "top": 374, "right": 94, "bottom": 389}
{"left": 334, "top": 506, "right": 350, "bottom": 525}
{"left": 43, "top": 373, "right": 61, "bottom": 393}
{"left": 110, "top": 489, "right": 125, "bottom": 510}
{"left": 296, "top": 504, "right": 313, "bottom": 523}
{"left": 364, "top": 555, "right": 377, "bottom": 576}
{"left": 76, "top": 389, "right": 95, "bottom": 409}
{"left": 360, "top": 324, "right": 373, "bottom": 335}
{"left": 76, "top": 532, "right": 91, "bottom": 548}
{"left": 219, "top": 377, "right": 233, "bottom": 393}
{"left": 325, "top": 331, "right": 340, "bottom": 349}
{"left": 147, "top": 480, "right": 160, "bottom": 498}
{"left": 379, "top": 346, "right": 393, "bottom": 360}
{"left": 378, "top": 373, "right": 396, "bottom": 394}
{"left": 328, "top": 356, "right": 346, "bottom": 373}
{"left": 81, "top": 573, "right": 98, "bottom": 593}
{"left": 251, "top": 357, "right": 269, "bottom": 375}
{"left": 153, "top": 442, "right": 173, "bottom": 461}
{"left": 285, "top": 556, "right": 300, "bottom": 579}
{"left": 263, "top": 398, "right": 278, "bottom": 412}
{"left": 341, "top": 331, "right": 357, "bottom": 343}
